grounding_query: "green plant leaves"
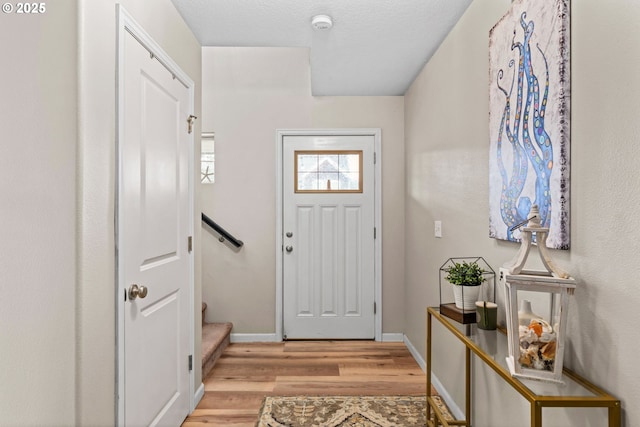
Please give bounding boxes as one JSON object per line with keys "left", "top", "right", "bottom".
{"left": 444, "top": 261, "right": 486, "bottom": 286}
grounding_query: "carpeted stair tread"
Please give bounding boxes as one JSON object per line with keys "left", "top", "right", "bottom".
{"left": 201, "top": 302, "right": 207, "bottom": 325}
{"left": 201, "top": 322, "right": 232, "bottom": 380}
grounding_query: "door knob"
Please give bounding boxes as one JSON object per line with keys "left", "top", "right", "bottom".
{"left": 286, "top": 232, "right": 293, "bottom": 238}
{"left": 128, "top": 284, "right": 148, "bottom": 300}
{"left": 285, "top": 245, "right": 293, "bottom": 253}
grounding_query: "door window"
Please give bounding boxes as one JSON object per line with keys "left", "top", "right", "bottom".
{"left": 294, "top": 150, "right": 362, "bottom": 193}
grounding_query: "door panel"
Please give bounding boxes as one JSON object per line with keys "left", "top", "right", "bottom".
{"left": 121, "top": 30, "right": 190, "bottom": 426}
{"left": 344, "top": 205, "right": 362, "bottom": 316}
{"left": 283, "top": 135, "right": 375, "bottom": 339}
{"left": 140, "top": 73, "right": 180, "bottom": 267}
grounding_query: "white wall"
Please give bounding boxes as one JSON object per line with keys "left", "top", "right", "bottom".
{"left": 404, "top": 0, "right": 640, "bottom": 425}
{"left": 77, "top": 1, "right": 201, "bottom": 424}
{"left": 201, "top": 47, "right": 405, "bottom": 335}
{"left": 0, "top": 2, "right": 77, "bottom": 425}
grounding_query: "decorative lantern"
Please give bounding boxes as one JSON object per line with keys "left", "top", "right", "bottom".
{"left": 501, "top": 205, "right": 576, "bottom": 383}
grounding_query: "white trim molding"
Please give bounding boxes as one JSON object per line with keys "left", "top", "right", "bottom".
{"left": 230, "top": 333, "right": 279, "bottom": 343}
{"left": 403, "top": 334, "right": 464, "bottom": 421}
{"left": 381, "top": 333, "right": 404, "bottom": 342}
{"left": 194, "top": 383, "right": 205, "bottom": 409}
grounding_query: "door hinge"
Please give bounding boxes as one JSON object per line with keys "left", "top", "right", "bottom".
{"left": 188, "top": 355, "right": 193, "bottom": 371}
{"left": 374, "top": 152, "right": 377, "bottom": 164}
{"left": 374, "top": 227, "right": 377, "bottom": 239}
{"left": 374, "top": 302, "right": 377, "bottom": 315}
{"left": 188, "top": 236, "right": 193, "bottom": 253}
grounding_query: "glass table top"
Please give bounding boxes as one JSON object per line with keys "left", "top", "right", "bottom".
{"left": 429, "top": 307, "right": 603, "bottom": 398}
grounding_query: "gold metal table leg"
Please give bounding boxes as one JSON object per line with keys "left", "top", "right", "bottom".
{"left": 427, "top": 311, "right": 432, "bottom": 423}
{"left": 609, "top": 402, "right": 621, "bottom": 427}
{"left": 531, "top": 401, "right": 542, "bottom": 427}
{"left": 465, "top": 347, "right": 471, "bottom": 426}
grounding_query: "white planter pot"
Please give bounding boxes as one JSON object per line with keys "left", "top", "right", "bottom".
{"left": 453, "top": 285, "right": 481, "bottom": 310}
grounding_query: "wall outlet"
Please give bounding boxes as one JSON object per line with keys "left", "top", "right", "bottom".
{"left": 434, "top": 220, "right": 442, "bottom": 238}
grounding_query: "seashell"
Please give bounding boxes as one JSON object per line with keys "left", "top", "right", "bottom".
{"left": 528, "top": 321, "right": 543, "bottom": 337}
{"left": 518, "top": 351, "right": 533, "bottom": 367}
{"left": 527, "top": 318, "right": 553, "bottom": 336}
{"left": 541, "top": 341, "right": 556, "bottom": 361}
{"left": 519, "top": 353, "right": 533, "bottom": 367}
{"left": 519, "top": 327, "right": 538, "bottom": 344}
{"left": 532, "top": 356, "right": 546, "bottom": 370}
{"left": 519, "top": 345, "right": 540, "bottom": 368}
{"left": 539, "top": 331, "right": 556, "bottom": 343}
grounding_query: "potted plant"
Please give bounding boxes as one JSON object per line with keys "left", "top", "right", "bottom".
{"left": 445, "top": 261, "right": 486, "bottom": 310}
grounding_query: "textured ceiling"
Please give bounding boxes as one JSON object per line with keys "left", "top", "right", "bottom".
{"left": 171, "top": 0, "right": 472, "bottom": 96}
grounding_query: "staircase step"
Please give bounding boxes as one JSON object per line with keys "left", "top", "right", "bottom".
{"left": 201, "top": 302, "right": 207, "bottom": 325}
{"left": 201, "top": 322, "right": 232, "bottom": 380}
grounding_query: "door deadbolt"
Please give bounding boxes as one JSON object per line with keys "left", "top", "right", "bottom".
{"left": 128, "top": 284, "right": 148, "bottom": 300}
{"left": 286, "top": 232, "right": 293, "bottom": 238}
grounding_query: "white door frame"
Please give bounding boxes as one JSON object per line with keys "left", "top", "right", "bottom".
{"left": 116, "top": 6, "right": 196, "bottom": 424}
{"left": 275, "top": 129, "right": 382, "bottom": 341}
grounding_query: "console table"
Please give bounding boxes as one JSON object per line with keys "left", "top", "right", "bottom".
{"left": 426, "top": 307, "right": 620, "bottom": 427}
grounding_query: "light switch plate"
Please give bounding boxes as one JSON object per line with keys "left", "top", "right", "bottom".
{"left": 434, "top": 220, "right": 442, "bottom": 238}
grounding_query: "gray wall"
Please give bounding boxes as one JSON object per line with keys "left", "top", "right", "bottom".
{"left": 0, "top": 2, "right": 77, "bottom": 425}
{"left": 201, "top": 47, "right": 406, "bottom": 336}
{"left": 404, "top": 0, "right": 640, "bottom": 425}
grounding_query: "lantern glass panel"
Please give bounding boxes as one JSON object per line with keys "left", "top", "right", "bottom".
{"left": 513, "top": 289, "right": 560, "bottom": 374}
{"left": 503, "top": 273, "right": 574, "bottom": 383}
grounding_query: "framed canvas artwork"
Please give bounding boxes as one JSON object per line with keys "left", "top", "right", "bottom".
{"left": 489, "top": 0, "right": 570, "bottom": 249}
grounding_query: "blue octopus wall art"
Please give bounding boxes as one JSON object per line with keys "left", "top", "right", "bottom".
{"left": 489, "top": 0, "right": 570, "bottom": 249}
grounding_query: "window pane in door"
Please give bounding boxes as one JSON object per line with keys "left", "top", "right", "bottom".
{"left": 295, "top": 150, "right": 362, "bottom": 193}
{"left": 298, "top": 155, "right": 318, "bottom": 172}
{"left": 318, "top": 155, "right": 339, "bottom": 172}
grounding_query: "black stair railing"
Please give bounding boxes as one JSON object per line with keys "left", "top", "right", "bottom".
{"left": 201, "top": 213, "right": 244, "bottom": 248}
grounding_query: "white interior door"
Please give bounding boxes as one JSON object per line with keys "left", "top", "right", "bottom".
{"left": 282, "top": 134, "right": 375, "bottom": 339}
{"left": 119, "top": 24, "right": 192, "bottom": 426}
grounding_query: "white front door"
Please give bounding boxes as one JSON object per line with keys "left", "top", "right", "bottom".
{"left": 118, "top": 14, "right": 192, "bottom": 426}
{"left": 282, "top": 134, "right": 376, "bottom": 339}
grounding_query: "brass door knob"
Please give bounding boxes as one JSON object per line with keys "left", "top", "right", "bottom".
{"left": 128, "top": 284, "right": 148, "bottom": 300}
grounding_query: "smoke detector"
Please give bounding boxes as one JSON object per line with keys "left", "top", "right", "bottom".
{"left": 311, "top": 15, "right": 333, "bottom": 30}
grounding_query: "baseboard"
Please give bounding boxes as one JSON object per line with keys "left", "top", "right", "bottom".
{"left": 403, "top": 335, "right": 464, "bottom": 421}
{"left": 403, "top": 334, "right": 426, "bottom": 371}
{"left": 381, "top": 333, "right": 404, "bottom": 342}
{"left": 429, "top": 372, "right": 464, "bottom": 420}
{"left": 230, "top": 333, "right": 403, "bottom": 343}
{"left": 230, "top": 333, "right": 279, "bottom": 343}
{"left": 193, "top": 382, "right": 204, "bottom": 410}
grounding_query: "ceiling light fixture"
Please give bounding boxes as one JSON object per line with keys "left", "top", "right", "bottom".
{"left": 311, "top": 14, "right": 333, "bottom": 30}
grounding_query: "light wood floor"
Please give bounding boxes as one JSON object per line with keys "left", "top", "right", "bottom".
{"left": 182, "top": 341, "right": 428, "bottom": 427}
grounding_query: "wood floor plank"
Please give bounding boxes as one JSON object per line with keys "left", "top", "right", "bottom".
{"left": 338, "top": 362, "right": 425, "bottom": 376}
{"left": 208, "top": 362, "right": 340, "bottom": 376}
{"left": 272, "top": 375, "right": 426, "bottom": 396}
{"left": 204, "top": 379, "right": 276, "bottom": 392}
{"left": 222, "top": 342, "right": 285, "bottom": 353}
{"left": 197, "top": 391, "right": 267, "bottom": 409}
{"left": 182, "top": 341, "right": 428, "bottom": 426}
{"left": 215, "top": 352, "right": 385, "bottom": 361}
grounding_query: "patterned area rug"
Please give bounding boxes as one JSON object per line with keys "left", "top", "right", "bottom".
{"left": 256, "top": 395, "right": 453, "bottom": 427}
